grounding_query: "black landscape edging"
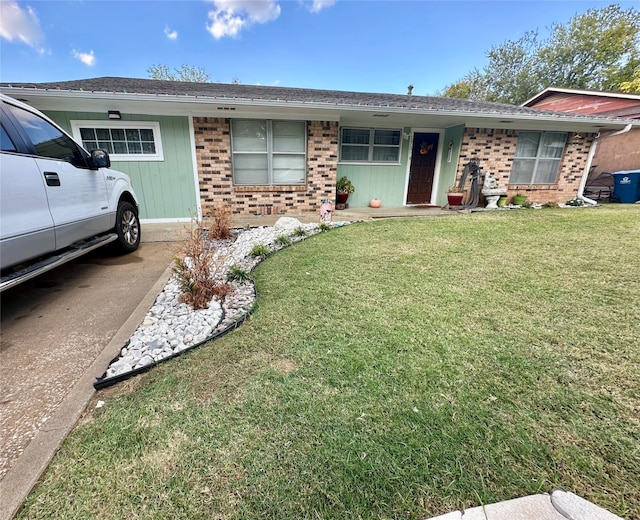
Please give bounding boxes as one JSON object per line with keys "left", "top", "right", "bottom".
{"left": 93, "top": 221, "right": 354, "bottom": 391}
{"left": 93, "top": 284, "right": 256, "bottom": 390}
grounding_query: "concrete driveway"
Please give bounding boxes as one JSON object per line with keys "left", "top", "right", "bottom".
{"left": 0, "top": 238, "right": 176, "bottom": 519}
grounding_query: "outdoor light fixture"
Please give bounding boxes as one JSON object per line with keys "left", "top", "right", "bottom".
{"left": 108, "top": 110, "right": 121, "bottom": 120}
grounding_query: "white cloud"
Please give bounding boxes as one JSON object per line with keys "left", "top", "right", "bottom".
{"left": 165, "top": 26, "right": 178, "bottom": 40}
{"left": 0, "top": 1, "right": 45, "bottom": 50}
{"left": 73, "top": 49, "right": 96, "bottom": 67}
{"left": 206, "top": 0, "right": 281, "bottom": 39}
{"left": 306, "top": 0, "right": 336, "bottom": 13}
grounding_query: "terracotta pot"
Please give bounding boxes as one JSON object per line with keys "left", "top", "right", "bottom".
{"left": 369, "top": 198, "right": 382, "bottom": 208}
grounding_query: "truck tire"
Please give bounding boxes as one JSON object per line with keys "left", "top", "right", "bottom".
{"left": 114, "top": 201, "right": 140, "bottom": 253}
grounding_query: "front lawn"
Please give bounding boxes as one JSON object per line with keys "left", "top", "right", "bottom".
{"left": 19, "top": 206, "right": 640, "bottom": 519}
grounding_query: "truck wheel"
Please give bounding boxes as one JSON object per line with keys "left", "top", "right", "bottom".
{"left": 114, "top": 201, "right": 140, "bottom": 253}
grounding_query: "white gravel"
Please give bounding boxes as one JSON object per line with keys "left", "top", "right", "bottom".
{"left": 100, "top": 217, "right": 349, "bottom": 383}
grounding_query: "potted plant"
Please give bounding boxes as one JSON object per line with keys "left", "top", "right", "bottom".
{"left": 336, "top": 176, "right": 355, "bottom": 205}
{"left": 512, "top": 193, "right": 527, "bottom": 205}
{"left": 447, "top": 186, "right": 465, "bottom": 206}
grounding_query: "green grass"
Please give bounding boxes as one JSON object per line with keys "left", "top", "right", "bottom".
{"left": 19, "top": 206, "right": 640, "bottom": 519}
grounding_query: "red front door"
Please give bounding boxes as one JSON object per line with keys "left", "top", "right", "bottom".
{"left": 407, "top": 132, "right": 439, "bottom": 204}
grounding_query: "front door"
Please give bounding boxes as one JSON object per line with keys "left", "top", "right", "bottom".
{"left": 407, "top": 132, "right": 439, "bottom": 204}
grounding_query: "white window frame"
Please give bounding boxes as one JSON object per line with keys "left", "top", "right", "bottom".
{"left": 339, "top": 127, "right": 402, "bottom": 164}
{"left": 70, "top": 120, "right": 164, "bottom": 161}
{"left": 231, "top": 119, "right": 307, "bottom": 186}
{"left": 509, "top": 131, "right": 567, "bottom": 185}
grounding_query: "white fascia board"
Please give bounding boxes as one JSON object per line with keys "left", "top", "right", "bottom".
{"left": 3, "top": 87, "right": 637, "bottom": 132}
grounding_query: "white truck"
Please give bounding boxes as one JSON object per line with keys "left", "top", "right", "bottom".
{"left": 0, "top": 93, "right": 141, "bottom": 292}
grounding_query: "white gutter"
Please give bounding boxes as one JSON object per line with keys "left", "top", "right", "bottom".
{"left": 1, "top": 86, "right": 634, "bottom": 128}
{"left": 578, "top": 124, "right": 633, "bottom": 205}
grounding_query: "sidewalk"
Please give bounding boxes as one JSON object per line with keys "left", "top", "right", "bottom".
{"left": 427, "top": 490, "right": 624, "bottom": 519}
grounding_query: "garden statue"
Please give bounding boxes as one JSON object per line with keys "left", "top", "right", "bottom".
{"left": 320, "top": 199, "right": 332, "bottom": 222}
{"left": 481, "top": 171, "right": 507, "bottom": 209}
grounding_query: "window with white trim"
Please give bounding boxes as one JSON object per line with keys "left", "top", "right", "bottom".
{"left": 509, "top": 131, "right": 567, "bottom": 184}
{"left": 231, "top": 119, "right": 306, "bottom": 185}
{"left": 339, "top": 127, "right": 401, "bottom": 163}
{"left": 71, "top": 121, "right": 164, "bottom": 161}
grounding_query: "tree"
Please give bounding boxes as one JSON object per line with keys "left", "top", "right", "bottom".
{"left": 439, "top": 75, "right": 483, "bottom": 101}
{"left": 619, "top": 68, "right": 640, "bottom": 93}
{"left": 537, "top": 5, "right": 640, "bottom": 92}
{"left": 440, "top": 5, "right": 640, "bottom": 104}
{"left": 147, "top": 64, "right": 212, "bottom": 82}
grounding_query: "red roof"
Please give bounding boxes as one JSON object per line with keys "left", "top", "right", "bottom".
{"left": 524, "top": 88, "right": 640, "bottom": 119}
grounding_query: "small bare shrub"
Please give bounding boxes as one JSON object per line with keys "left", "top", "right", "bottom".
{"left": 173, "top": 222, "right": 231, "bottom": 310}
{"left": 208, "top": 205, "right": 233, "bottom": 240}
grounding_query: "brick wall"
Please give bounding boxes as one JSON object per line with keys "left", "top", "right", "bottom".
{"left": 457, "top": 128, "right": 596, "bottom": 203}
{"left": 193, "top": 117, "right": 338, "bottom": 216}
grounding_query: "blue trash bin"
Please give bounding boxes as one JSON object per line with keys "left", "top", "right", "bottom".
{"left": 611, "top": 170, "right": 640, "bottom": 203}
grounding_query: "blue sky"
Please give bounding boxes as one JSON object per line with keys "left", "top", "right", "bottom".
{"left": 0, "top": 0, "right": 636, "bottom": 95}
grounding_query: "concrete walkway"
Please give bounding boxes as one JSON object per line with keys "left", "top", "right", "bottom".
{"left": 0, "top": 207, "right": 626, "bottom": 520}
{"left": 139, "top": 206, "right": 453, "bottom": 241}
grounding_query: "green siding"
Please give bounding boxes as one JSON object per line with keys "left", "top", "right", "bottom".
{"left": 435, "top": 125, "right": 465, "bottom": 206}
{"left": 337, "top": 127, "right": 411, "bottom": 208}
{"left": 46, "top": 111, "right": 197, "bottom": 220}
{"left": 337, "top": 125, "right": 466, "bottom": 208}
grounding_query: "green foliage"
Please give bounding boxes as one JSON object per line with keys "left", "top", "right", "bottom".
{"left": 565, "top": 198, "right": 585, "bottom": 206}
{"left": 293, "top": 227, "right": 307, "bottom": 237}
{"left": 538, "top": 5, "right": 640, "bottom": 92}
{"left": 147, "top": 64, "right": 212, "bottom": 82}
{"left": 542, "top": 201, "right": 559, "bottom": 208}
{"left": 249, "top": 244, "right": 270, "bottom": 258}
{"left": 439, "top": 79, "right": 474, "bottom": 99}
{"left": 227, "top": 264, "right": 252, "bottom": 283}
{"left": 439, "top": 5, "right": 640, "bottom": 103}
{"left": 336, "top": 175, "right": 355, "bottom": 194}
{"left": 318, "top": 222, "right": 332, "bottom": 232}
{"left": 276, "top": 235, "right": 293, "bottom": 246}
{"left": 620, "top": 67, "right": 640, "bottom": 93}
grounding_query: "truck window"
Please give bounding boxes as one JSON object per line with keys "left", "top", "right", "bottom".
{"left": 5, "top": 104, "right": 87, "bottom": 167}
{"left": 1, "top": 125, "right": 17, "bottom": 152}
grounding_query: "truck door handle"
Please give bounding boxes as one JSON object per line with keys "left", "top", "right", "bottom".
{"left": 44, "top": 172, "right": 61, "bottom": 187}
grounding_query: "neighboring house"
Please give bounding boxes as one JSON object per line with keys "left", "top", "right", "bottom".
{"left": 524, "top": 87, "right": 640, "bottom": 178}
{"left": 1, "top": 78, "right": 637, "bottom": 222}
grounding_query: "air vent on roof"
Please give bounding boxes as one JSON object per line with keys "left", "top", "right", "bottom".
{"left": 217, "top": 106, "right": 236, "bottom": 111}
{"left": 373, "top": 114, "right": 389, "bottom": 117}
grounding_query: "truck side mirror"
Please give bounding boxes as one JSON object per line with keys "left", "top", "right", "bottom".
{"left": 90, "top": 149, "right": 111, "bottom": 169}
